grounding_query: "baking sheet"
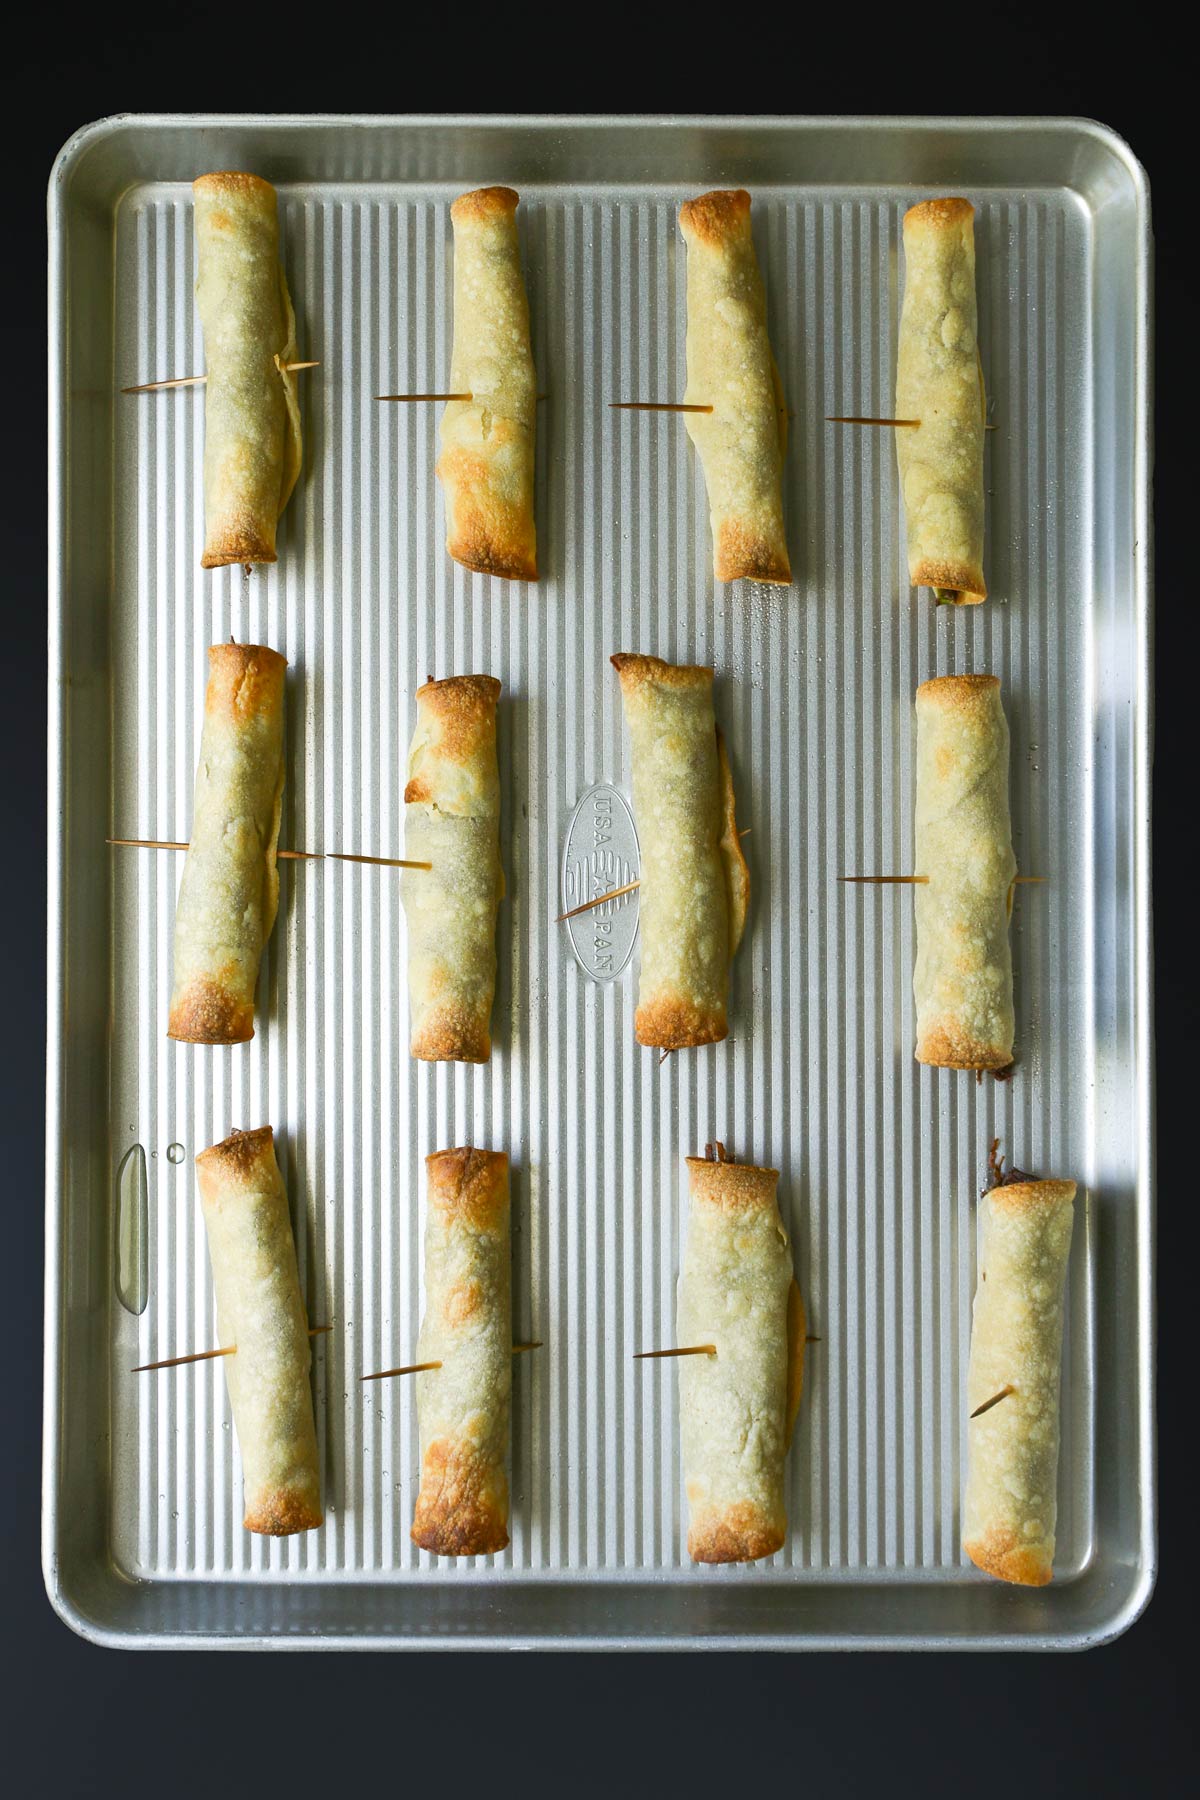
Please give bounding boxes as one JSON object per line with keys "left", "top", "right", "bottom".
{"left": 45, "top": 115, "right": 1153, "bottom": 1648}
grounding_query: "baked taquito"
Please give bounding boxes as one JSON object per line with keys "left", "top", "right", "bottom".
{"left": 913, "top": 673, "right": 1016, "bottom": 1071}
{"left": 437, "top": 186, "right": 537, "bottom": 580}
{"left": 895, "top": 197, "right": 986, "bottom": 604}
{"left": 612, "top": 654, "right": 748, "bottom": 1048}
{"left": 169, "top": 643, "right": 286, "bottom": 1044}
{"left": 680, "top": 189, "right": 790, "bottom": 584}
{"left": 411, "top": 1148, "right": 512, "bottom": 1557}
{"left": 964, "top": 1171, "right": 1076, "bottom": 1586}
{"left": 676, "top": 1155, "right": 804, "bottom": 1563}
{"left": 402, "top": 674, "right": 504, "bottom": 1062}
{"left": 194, "top": 172, "right": 302, "bottom": 569}
{"left": 196, "top": 1126, "right": 322, "bottom": 1537}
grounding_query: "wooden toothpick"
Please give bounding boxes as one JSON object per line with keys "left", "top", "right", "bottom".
{"left": 107, "top": 836, "right": 318, "bottom": 862}
{"left": 363, "top": 1342, "right": 542, "bottom": 1382}
{"left": 327, "top": 851, "right": 433, "bottom": 872}
{"left": 611, "top": 400, "right": 714, "bottom": 414}
{"left": 362, "top": 1360, "right": 442, "bottom": 1382}
{"left": 557, "top": 877, "right": 640, "bottom": 922}
{"left": 133, "top": 1344, "right": 236, "bottom": 1373}
{"left": 108, "top": 837, "right": 431, "bottom": 872}
{"left": 827, "top": 415, "right": 921, "bottom": 428}
{"left": 108, "top": 837, "right": 189, "bottom": 853}
{"left": 377, "top": 392, "right": 549, "bottom": 404}
{"left": 827, "top": 412, "right": 996, "bottom": 432}
{"left": 970, "top": 1385, "right": 1015, "bottom": 1419}
{"left": 123, "top": 362, "right": 319, "bottom": 395}
{"left": 557, "top": 829, "right": 750, "bottom": 924}
{"left": 635, "top": 1344, "right": 716, "bottom": 1361}
{"left": 841, "top": 875, "right": 1044, "bottom": 887}
{"left": 122, "top": 374, "right": 206, "bottom": 394}
{"left": 134, "top": 1324, "right": 331, "bottom": 1374}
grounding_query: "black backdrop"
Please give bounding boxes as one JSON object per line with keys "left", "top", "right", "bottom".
{"left": 3, "top": 24, "right": 1192, "bottom": 1797}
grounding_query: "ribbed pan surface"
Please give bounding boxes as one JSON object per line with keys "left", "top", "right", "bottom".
{"left": 108, "top": 181, "right": 1093, "bottom": 1583}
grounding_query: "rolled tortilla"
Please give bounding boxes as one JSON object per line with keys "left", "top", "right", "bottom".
{"left": 679, "top": 189, "right": 790, "bottom": 585}
{"left": 895, "top": 197, "right": 986, "bottom": 604}
{"left": 412, "top": 1148, "right": 512, "bottom": 1557}
{"left": 401, "top": 675, "right": 504, "bottom": 1062}
{"left": 914, "top": 673, "right": 1016, "bottom": 1070}
{"left": 195, "top": 1126, "right": 322, "bottom": 1536}
{"left": 677, "top": 1156, "right": 804, "bottom": 1564}
{"left": 168, "top": 643, "right": 286, "bottom": 1044}
{"left": 964, "top": 1176, "right": 1076, "bottom": 1586}
{"left": 436, "top": 187, "right": 537, "bottom": 581}
{"left": 612, "top": 654, "right": 749, "bottom": 1048}
{"left": 194, "top": 172, "right": 302, "bottom": 569}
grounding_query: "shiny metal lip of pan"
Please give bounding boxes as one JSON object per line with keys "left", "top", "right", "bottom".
{"left": 45, "top": 114, "right": 1153, "bottom": 1649}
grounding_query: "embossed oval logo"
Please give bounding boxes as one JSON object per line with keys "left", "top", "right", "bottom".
{"left": 561, "top": 784, "right": 640, "bottom": 983}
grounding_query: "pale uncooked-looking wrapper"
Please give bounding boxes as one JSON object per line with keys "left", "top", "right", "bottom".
{"left": 679, "top": 189, "right": 790, "bottom": 585}
{"left": 195, "top": 1126, "right": 322, "bottom": 1537}
{"left": 964, "top": 1177, "right": 1076, "bottom": 1586}
{"left": 914, "top": 673, "right": 1016, "bottom": 1070}
{"left": 194, "top": 172, "right": 302, "bottom": 569}
{"left": 412, "top": 1148, "right": 512, "bottom": 1557}
{"left": 895, "top": 197, "right": 986, "bottom": 604}
{"left": 436, "top": 187, "right": 537, "bottom": 581}
{"left": 168, "top": 643, "right": 286, "bottom": 1045}
{"left": 401, "top": 675, "right": 504, "bottom": 1062}
{"left": 676, "top": 1158, "right": 805, "bottom": 1564}
{"left": 612, "top": 654, "right": 749, "bottom": 1048}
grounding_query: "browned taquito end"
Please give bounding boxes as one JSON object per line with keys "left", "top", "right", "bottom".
{"left": 411, "top": 1148, "right": 512, "bottom": 1556}
{"left": 168, "top": 643, "right": 287, "bottom": 1044}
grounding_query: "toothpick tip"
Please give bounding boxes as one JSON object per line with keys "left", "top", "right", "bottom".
{"left": 971, "top": 1385, "right": 1016, "bottom": 1419}
{"left": 611, "top": 400, "right": 714, "bottom": 414}
{"left": 361, "top": 1360, "right": 443, "bottom": 1382}
{"left": 556, "top": 877, "right": 641, "bottom": 922}
{"left": 826, "top": 415, "right": 921, "bottom": 427}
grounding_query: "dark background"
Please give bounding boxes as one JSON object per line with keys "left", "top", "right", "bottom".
{"left": 4, "top": 24, "right": 1192, "bottom": 1797}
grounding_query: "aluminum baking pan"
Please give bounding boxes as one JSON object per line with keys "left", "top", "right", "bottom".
{"left": 45, "top": 114, "right": 1153, "bottom": 1648}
